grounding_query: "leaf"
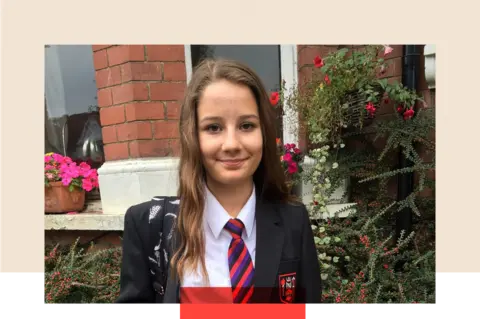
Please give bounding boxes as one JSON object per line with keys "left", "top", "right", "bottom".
{"left": 334, "top": 237, "right": 341, "bottom": 242}
{"left": 337, "top": 48, "right": 349, "bottom": 58}
{"left": 333, "top": 257, "right": 339, "bottom": 263}
{"left": 319, "top": 227, "right": 326, "bottom": 233}
{"left": 321, "top": 273, "right": 329, "bottom": 280}
{"left": 342, "top": 279, "right": 349, "bottom": 285}
{"left": 314, "top": 237, "right": 322, "bottom": 244}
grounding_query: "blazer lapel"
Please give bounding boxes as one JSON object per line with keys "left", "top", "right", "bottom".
{"left": 252, "top": 197, "right": 284, "bottom": 302}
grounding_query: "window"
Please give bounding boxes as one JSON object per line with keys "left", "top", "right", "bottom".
{"left": 45, "top": 45, "right": 104, "bottom": 169}
{"left": 190, "top": 45, "right": 284, "bottom": 139}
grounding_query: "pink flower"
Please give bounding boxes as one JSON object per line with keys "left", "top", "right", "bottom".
{"left": 82, "top": 179, "right": 94, "bottom": 192}
{"left": 384, "top": 45, "right": 393, "bottom": 56}
{"left": 294, "top": 148, "right": 301, "bottom": 154}
{"left": 283, "top": 153, "right": 293, "bottom": 163}
{"left": 45, "top": 155, "right": 52, "bottom": 163}
{"left": 52, "top": 153, "right": 64, "bottom": 163}
{"left": 288, "top": 162, "right": 298, "bottom": 174}
{"left": 46, "top": 173, "right": 54, "bottom": 180}
{"left": 62, "top": 176, "right": 72, "bottom": 186}
{"left": 45, "top": 164, "right": 54, "bottom": 171}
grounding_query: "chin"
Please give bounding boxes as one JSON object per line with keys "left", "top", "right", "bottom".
{"left": 212, "top": 171, "right": 252, "bottom": 186}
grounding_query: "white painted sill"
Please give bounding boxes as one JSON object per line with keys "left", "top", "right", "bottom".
{"left": 44, "top": 200, "right": 356, "bottom": 231}
{"left": 44, "top": 200, "right": 124, "bottom": 231}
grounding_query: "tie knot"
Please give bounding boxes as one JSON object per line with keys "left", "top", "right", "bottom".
{"left": 224, "top": 218, "right": 245, "bottom": 238}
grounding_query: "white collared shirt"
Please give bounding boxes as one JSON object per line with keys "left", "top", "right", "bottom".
{"left": 181, "top": 185, "right": 257, "bottom": 287}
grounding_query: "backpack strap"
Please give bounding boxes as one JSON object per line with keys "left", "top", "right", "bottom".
{"left": 147, "top": 196, "right": 179, "bottom": 302}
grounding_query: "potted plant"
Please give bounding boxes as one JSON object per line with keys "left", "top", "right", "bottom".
{"left": 44, "top": 152, "right": 99, "bottom": 213}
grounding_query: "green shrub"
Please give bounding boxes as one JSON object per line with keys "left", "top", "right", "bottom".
{"left": 44, "top": 238, "right": 121, "bottom": 303}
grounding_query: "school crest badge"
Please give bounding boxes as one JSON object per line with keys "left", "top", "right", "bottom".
{"left": 279, "top": 272, "right": 296, "bottom": 303}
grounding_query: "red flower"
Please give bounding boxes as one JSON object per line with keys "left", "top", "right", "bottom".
{"left": 383, "top": 264, "right": 389, "bottom": 269}
{"left": 283, "top": 153, "right": 293, "bottom": 163}
{"left": 403, "top": 108, "right": 415, "bottom": 120}
{"left": 383, "top": 97, "right": 390, "bottom": 104}
{"left": 294, "top": 148, "right": 301, "bottom": 154}
{"left": 365, "top": 102, "right": 376, "bottom": 116}
{"left": 313, "top": 201, "right": 319, "bottom": 205}
{"left": 270, "top": 92, "right": 280, "bottom": 106}
{"left": 314, "top": 56, "right": 324, "bottom": 68}
{"left": 288, "top": 162, "right": 298, "bottom": 174}
{"left": 397, "top": 106, "right": 404, "bottom": 113}
{"left": 324, "top": 75, "right": 331, "bottom": 85}
{"left": 276, "top": 138, "right": 281, "bottom": 146}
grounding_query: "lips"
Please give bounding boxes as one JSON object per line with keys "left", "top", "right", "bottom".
{"left": 218, "top": 158, "right": 247, "bottom": 168}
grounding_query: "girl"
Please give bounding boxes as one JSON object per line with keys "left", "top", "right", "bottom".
{"left": 117, "top": 58, "right": 321, "bottom": 304}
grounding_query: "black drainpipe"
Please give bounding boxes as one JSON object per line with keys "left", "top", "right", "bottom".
{"left": 395, "top": 45, "right": 421, "bottom": 245}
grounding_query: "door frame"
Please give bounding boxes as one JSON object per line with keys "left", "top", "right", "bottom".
{"left": 183, "top": 45, "right": 299, "bottom": 146}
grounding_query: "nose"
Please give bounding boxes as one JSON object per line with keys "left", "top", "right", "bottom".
{"left": 221, "top": 127, "right": 241, "bottom": 152}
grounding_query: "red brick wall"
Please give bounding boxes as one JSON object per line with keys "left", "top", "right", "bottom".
{"left": 92, "top": 45, "right": 186, "bottom": 161}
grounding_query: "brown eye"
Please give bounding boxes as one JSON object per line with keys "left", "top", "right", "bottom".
{"left": 240, "top": 122, "right": 256, "bottom": 131}
{"left": 206, "top": 124, "right": 221, "bottom": 133}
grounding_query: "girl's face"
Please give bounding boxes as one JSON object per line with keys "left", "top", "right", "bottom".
{"left": 197, "top": 79, "right": 263, "bottom": 188}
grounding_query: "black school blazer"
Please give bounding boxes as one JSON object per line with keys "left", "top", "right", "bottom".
{"left": 117, "top": 194, "right": 322, "bottom": 303}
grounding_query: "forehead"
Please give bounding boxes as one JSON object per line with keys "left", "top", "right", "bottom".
{"left": 198, "top": 80, "right": 258, "bottom": 116}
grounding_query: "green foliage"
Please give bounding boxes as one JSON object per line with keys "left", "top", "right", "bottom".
{"left": 291, "top": 45, "right": 435, "bottom": 303}
{"left": 44, "top": 238, "right": 121, "bottom": 303}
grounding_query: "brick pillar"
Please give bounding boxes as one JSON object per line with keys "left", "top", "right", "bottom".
{"left": 92, "top": 45, "right": 186, "bottom": 214}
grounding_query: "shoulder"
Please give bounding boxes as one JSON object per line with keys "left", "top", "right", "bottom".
{"left": 124, "top": 200, "right": 153, "bottom": 228}
{"left": 125, "top": 196, "right": 179, "bottom": 227}
{"left": 275, "top": 199, "right": 310, "bottom": 230}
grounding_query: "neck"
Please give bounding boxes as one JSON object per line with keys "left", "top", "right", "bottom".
{"left": 206, "top": 178, "right": 254, "bottom": 218}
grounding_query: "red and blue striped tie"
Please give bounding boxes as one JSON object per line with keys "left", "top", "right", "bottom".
{"left": 224, "top": 218, "right": 255, "bottom": 303}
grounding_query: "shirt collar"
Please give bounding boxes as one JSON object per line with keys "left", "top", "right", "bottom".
{"left": 205, "top": 184, "right": 256, "bottom": 239}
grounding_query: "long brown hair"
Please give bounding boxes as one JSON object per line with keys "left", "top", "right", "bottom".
{"left": 171, "top": 58, "right": 297, "bottom": 283}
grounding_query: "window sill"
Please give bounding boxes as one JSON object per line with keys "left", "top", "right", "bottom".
{"left": 44, "top": 200, "right": 124, "bottom": 231}
{"left": 44, "top": 201, "right": 356, "bottom": 231}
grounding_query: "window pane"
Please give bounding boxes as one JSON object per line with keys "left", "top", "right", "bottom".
{"left": 191, "top": 45, "right": 283, "bottom": 138}
{"left": 45, "top": 45, "right": 104, "bottom": 171}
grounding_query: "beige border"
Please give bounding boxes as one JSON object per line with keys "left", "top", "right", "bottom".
{"left": 1, "top": 0, "right": 479, "bottom": 272}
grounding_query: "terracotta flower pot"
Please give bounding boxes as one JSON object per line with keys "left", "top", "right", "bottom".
{"left": 45, "top": 181, "right": 85, "bottom": 213}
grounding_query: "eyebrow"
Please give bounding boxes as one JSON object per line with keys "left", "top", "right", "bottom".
{"left": 199, "top": 114, "right": 259, "bottom": 124}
